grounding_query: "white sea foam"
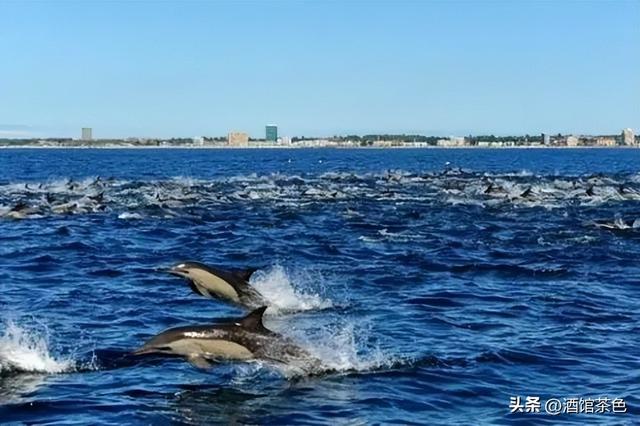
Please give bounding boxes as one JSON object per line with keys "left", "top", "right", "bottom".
{"left": 246, "top": 319, "right": 401, "bottom": 379}
{"left": 377, "top": 228, "right": 420, "bottom": 242}
{"left": 0, "top": 320, "right": 74, "bottom": 375}
{"left": 301, "top": 322, "right": 391, "bottom": 373}
{"left": 248, "top": 273, "right": 400, "bottom": 375}
{"left": 251, "top": 265, "right": 333, "bottom": 314}
{"left": 117, "top": 212, "right": 143, "bottom": 220}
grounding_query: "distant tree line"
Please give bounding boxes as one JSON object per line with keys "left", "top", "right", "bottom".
{"left": 292, "top": 134, "right": 443, "bottom": 144}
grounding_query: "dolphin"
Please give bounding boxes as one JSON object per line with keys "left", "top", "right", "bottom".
{"left": 4, "top": 201, "right": 39, "bottom": 219}
{"left": 51, "top": 201, "right": 78, "bottom": 215}
{"left": 519, "top": 186, "right": 533, "bottom": 198}
{"left": 482, "top": 181, "right": 494, "bottom": 194}
{"left": 88, "top": 191, "right": 104, "bottom": 203}
{"left": 132, "top": 307, "right": 321, "bottom": 371}
{"left": 67, "top": 179, "right": 79, "bottom": 191}
{"left": 43, "top": 193, "right": 56, "bottom": 205}
{"left": 167, "top": 261, "right": 266, "bottom": 309}
{"left": 592, "top": 218, "right": 640, "bottom": 231}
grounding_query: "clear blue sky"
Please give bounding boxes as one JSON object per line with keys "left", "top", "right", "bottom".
{"left": 0, "top": 0, "right": 638, "bottom": 139}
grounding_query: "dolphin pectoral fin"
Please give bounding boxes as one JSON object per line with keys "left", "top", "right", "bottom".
{"left": 188, "top": 280, "right": 206, "bottom": 297}
{"left": 187, "top": 355, "right": 216, "bottom": 369}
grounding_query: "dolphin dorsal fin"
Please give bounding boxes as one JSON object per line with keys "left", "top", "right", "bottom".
{"left": 239, "top": 306, "right": 268, "bottom": 332}
{"left": 235, "top": 268, "right": 258, "bottom": 282}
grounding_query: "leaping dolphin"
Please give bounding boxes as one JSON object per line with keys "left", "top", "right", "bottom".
{"left": 132, "top": 307, "right": 321, "bottom": 371}
{"left": 592, "top": 218, "right": 640, "bottom": 231}
{"left": 167, "top": 261, "right": 267, "bottom": 309}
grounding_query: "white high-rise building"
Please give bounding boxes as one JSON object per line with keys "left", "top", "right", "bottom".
{"left": 622, "top": 128, "right": 635, "bottom": 146}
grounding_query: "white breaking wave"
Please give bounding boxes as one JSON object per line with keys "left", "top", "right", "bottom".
{"left": 0, "top": 320, "right": 74, "bottom": 375}
{"left": 251, "top": 265, "right": 334, "bottom": 314}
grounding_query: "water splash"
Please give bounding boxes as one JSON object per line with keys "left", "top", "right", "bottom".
{"left": 117, "top": 212, "right": 143, "bottom": 220}
{"left": 0, "top": 320, "right": 74, "bottom": 375}
{"left": 251, "top": 265, "right": 334, "bottom": 314}
{"left": 243, "top": 317, "right": 402, "bottom": 379}
{"left": 299, "top": 321, "right": 397, "bottom": 374}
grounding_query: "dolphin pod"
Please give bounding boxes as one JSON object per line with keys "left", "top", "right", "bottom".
{"left": 4, "top": 170, "right": 640, "bottom": 221}
{"left": 133, "top": 262, "right": 320, "bottom": 373}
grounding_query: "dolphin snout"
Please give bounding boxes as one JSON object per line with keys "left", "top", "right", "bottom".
{"left": 166, "top": 264, "right": 189, "bottom": 277}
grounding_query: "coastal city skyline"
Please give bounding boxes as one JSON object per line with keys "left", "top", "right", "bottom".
{"left": 1, "top": 1, "right": 638, "bottom": 138}
{"left": 0, "top": 124, "right": 636, "bottom": 149}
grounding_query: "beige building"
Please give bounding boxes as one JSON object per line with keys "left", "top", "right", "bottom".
{"left": 622, "top": 128, "right": 635, "bottom": 145}
{"left": 437, "top": 137, "right": 466, "bottom": 147}
{"left": 227, "top": 132, "right": 249, "bottom": 146}
{"left": 596, "top": 137, "right": 616, "bottom": 147}
{"left": 566, "top": 135, "right": 580, "bottom": 146}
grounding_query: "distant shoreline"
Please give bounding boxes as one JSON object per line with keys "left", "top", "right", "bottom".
{"left": 0, "top": 145, "right": 638, "bottom": 150}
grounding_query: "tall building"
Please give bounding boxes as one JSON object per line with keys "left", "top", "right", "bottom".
{"left": 265, "top": 124, "right": 278, "bottom": 142}
{"left": 542, "top": 133, "right": 551, "bottom": 145}
{"left": 81, "top": 127, "right": 92, "bottom": 141}
{"left": 227, "top": 132, "right": 249, "bottom": 146}
{"left": 622, "top": 128, "right": 635, "bottom": 146}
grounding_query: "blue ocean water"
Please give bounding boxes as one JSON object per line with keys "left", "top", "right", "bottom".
{"left": 0, "top": 148, "right": 638, "bottom": 425}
